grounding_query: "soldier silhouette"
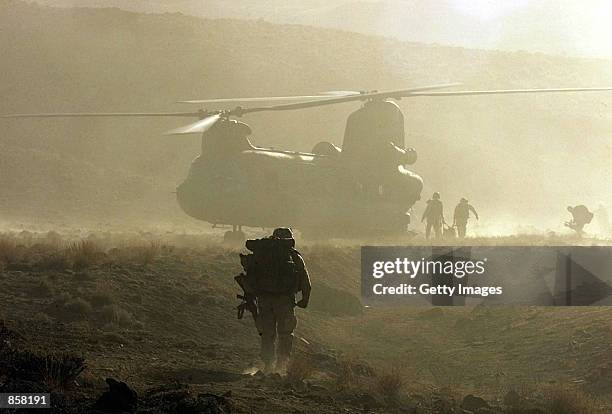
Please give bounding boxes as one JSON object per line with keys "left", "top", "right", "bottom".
{"left": 565, "top": 205, "right": 594, "bottom": 236}
{"left": 256, "top": 228, "right": 311, "bottom": 373}
{"left": 422, "top": 192, "right": 445, "bottom": 239}
{"left": 453, "top": 198, "right": 479, "bottom": 238}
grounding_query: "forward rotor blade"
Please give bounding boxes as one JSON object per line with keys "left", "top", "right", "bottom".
{"left": 406, "top": 87, "right": 612, "bottom": 97}
{"left": 1, "top": 112, "right": 199, "bottom": 118}
{"left": 240, "top": 83, "right": 462, "bottom": 114}
{"left": 164, "top": 114, "right": 221, "bottom": 135}
{"left": 319, "top": 90, "right": 362, "bottom": 96}
{"left": 179, "top": 95, "right": 350, "bottom": 104}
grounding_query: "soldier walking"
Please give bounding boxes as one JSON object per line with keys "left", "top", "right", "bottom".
{"left": 565, "top": 205, "right": 594, "bottom": 236}
{"left": 236, "top": 227, "right": 311, "bottom": 374}
{"left": 422, "top": 192, "right": 445, "bottom": 240}
{"left": 453, "top": 198, "right": 479, "bottom": 238}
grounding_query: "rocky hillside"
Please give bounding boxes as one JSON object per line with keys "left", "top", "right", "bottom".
{"left": 1, "top": 231, "right": 611, "bottom": 412}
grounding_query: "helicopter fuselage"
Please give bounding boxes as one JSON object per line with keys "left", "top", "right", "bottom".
{"left": 176, "top": 100, "right": 423, "bottom": 237}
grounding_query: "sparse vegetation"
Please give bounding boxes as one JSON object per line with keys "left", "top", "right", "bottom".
{"left": 37, "top": 251, "right": 71, "bottom": 271}
{"left": 0, "top": 322, "right": 85, "bottom": 392}
{"left": 0, "top": 230, "right": 611, "bottom": 412}
{"left": 31, "top": 279, "right": 53, "bottom": 296}
{"left": 0, "top": 237, "right": 20, "bottom": 268}
{"left": 31, "top": 312, "right": 53, "bottom": 325}
{"left": 99, "top": 331, "right": 127, "bottom": 345}
{"left": 542, "top": 385, "right": 600, "bottom": 414}
{"left": 335, "top": 355, "right": 360, "bottom": 390}
{"left": 99, "top": 305, "right": 134, "bottom": 327}
{"left": 62, "top": 297, "right": 93, "bottom": 320}
{"left": 375, "top": 366, "right": 405, "bottom": 400}
{"left": 77, "top": 369, "right": 102, "bottom": 389}
{"left": 68, "top": 240, "right": 100, "bottom": 271}
{"left": 132, "top": 241, "right": 161, "bottom": 267}
{"left": 88, "top": 289, "right": 115, "bottom": 308}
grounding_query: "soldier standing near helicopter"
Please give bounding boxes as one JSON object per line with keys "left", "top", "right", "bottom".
{"left": 565, "top": 205, "right": 594, "bottom": 236}
{"left": 422, "top": 192, "right": 445, "bottom": 239}
{"left": 453, "top": 198, "right": 479, "bottom": 238}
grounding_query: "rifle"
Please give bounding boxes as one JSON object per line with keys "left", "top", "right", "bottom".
{"left": 234, "top": 272, "right": 258, "bottom": 321}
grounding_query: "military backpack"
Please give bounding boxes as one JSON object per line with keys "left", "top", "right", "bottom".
{"left": 241, "top": 237, "right": 298, "bottom": 295}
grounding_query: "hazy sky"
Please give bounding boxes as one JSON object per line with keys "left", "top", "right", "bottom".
{"left": 443, "top": 0, "right": 612, "bottom": 58}
{"left": 33, "top": 0, "right": 612, "bottom": 59}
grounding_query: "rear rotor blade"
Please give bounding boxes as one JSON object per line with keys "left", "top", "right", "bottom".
{"left": 239, "top": 83, "right": 462, "bottom": 114}
{"left": 406, "top": 87, "right": 612, "bottom": 97}
{"left": 236, "top": 84, "right": 612, "bottom": 116}
{"left": 164, "top": 114, "right": 221, "bottom": 135}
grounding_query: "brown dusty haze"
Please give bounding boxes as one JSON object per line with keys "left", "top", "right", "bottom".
{"left": 0, "top": 0, "right": 611, "bottom": 236}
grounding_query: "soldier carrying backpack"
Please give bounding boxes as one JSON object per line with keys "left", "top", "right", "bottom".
{"left": 565, "top": 205, "right": 594, "bottom": 236}
{"left": 235, "top": 227, "right": 311, "bottom": 374}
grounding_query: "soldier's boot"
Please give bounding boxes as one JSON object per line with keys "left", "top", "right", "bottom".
{"left": 260, "top": 332, "right": 276, "bottom": 374}
{"left": 434, "top": 224, "right": 443, "bottom": 239}
{"left": 276, "top": 333, "right": 294, "bottom": 374}
{"left": 457, "top": 224, "right": 467, "bottom": 238}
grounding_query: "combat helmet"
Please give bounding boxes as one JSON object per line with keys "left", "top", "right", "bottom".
{"left": 272, "top": 227, "right": 294, "bottom": 239}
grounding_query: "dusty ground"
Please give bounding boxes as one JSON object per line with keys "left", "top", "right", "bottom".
{"left": 1, "top": 230, "right": 611, "bottom": 413}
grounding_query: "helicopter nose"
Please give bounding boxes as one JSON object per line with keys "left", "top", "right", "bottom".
{"left": 399, "top": 167, "right": 423, "bottom": 204}
{"left": 411, "top": 172, "right": 424, "bottom": 201}
{"left": 176, "top": 179, "right": 203, "bottom": 220}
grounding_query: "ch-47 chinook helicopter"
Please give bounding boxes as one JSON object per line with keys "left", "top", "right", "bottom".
{"left": 3, "top": 83, "right": 612, "bottom": 241}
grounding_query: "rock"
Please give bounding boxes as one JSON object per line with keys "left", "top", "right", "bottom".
{"left": 188, "top": 393, "right": 231, "bottom": 414}
{"left": 461, "top": 394, "right": 488, "bottom": 412}
{"left": 95, "top": 378, "right": 138, "bottom": 412}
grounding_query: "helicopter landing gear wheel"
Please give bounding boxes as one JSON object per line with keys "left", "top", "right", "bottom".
{"left": 223, "top": 225, "right": 245, "bottom": 246}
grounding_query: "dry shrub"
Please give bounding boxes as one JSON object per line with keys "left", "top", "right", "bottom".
{"left": 68, "top": 240, "right": 100, "bottom": 270}
{"left": 77, "top": 369, "right": 102, "bottom": 389}
{"left": 88, "top": 288, "right": 115, "bottom": 307}
{"left": 32, "top": 312, "right": 53, "bottom": 324}
{"left": 0, "top": 332, "right": 85, "bottom": 392}
{"left": 336, "top": 355, "right": 359, "bottom": 390}
{"left": 0, "top": 237, "right": 20, "bottom": 267}
{"left": 42, "top": 354, "right": 86, "bottom": 391}
{"left": 31, "top": 279, "right": 54, "bottom": 297}
{"left": 62, "top": 297, "right": 93, "bottom": 319}
{"left": 53, "top": 292, "right": 72, "bottom": 306}
{"left": 131, "top": 241, "right": 161, "bottom": 266}
{"left": 37, "top": 251, "right": 71, "bottom": 271}
{"left": 286, "top": 354, "right": 314, "bottom": 382}
{"left": 543, "top": 385, "right": 600, "bottom": 414}
{"left": 100, "top": 305, "right": 134, "bottom": 327}
{"left": 375, "top": 366, "right": 406, "bottom": 400}
{"left": 99, "top": 331, "right": 127, "bottom": 344}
